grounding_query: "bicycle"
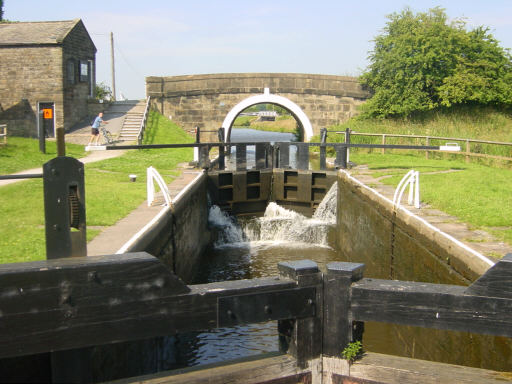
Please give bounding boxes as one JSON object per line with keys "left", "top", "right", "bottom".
{"left": 100, "top": 125, "right": 114, "bottom": 145}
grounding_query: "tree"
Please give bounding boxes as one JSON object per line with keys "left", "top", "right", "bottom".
{"left": 0, "top": 0, "right": 4, "bottom": 21}
{"left": 360, "top": 7, "right": 512, "bottom": 118}
{"left": 94, "top": 82, "right": 112, "bottom": 101}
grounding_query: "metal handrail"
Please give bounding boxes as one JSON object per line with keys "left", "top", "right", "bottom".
{"left": 137, "top": 96, "right": 151, "bottom": 145}
{"left": 0, "top": 124, "right": 6, "bottom": 145}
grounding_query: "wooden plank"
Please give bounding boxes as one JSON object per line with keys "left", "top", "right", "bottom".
{"left": 351, "top": 278, "right": 512, "bottom": 337}
{"left": 466, "top": 253, "right": 512, "bottom": 299}
{"left": 346, "top": 352, "right": 512, "bottom": 384}
{"left": 0, "top": 254, "right": 306, "bottom": 359}
{"left": 110, "top": 354, "right": 308, "bottom": 384}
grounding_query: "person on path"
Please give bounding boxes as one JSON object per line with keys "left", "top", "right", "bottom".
{"left": 88, "top": 112, "right": 108, "bottom": 146}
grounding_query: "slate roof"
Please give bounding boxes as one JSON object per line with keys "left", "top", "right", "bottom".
{"left": 0, "top": 19, "right": 81, "bottom": 46}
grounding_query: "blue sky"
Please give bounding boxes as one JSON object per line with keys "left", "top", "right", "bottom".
{"left": 5, "top": 1, "right": 512, "bottom": 99}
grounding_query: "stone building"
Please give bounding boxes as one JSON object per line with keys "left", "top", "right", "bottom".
{"left": 0, "top": 19, "right": 96, "bottom": 137}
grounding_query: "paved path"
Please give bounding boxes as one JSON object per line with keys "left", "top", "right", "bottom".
{"left": 87, "top": 165, "right": 201, "bottom": 256}
{"left": 65, "top": 100, "right": 143, "bottom": 146}
{"left": 348, "top": 164, "right": 512, "bottom": 260}
{"left": 0, "top": 149, "right": 126, "bottom": 187}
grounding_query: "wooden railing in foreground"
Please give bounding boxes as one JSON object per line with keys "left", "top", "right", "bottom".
{"left": 334, "top": 131, "right": 512, "bottom": 162}
{"left": 0, "top": 253, "right": 510, "bottom": 381}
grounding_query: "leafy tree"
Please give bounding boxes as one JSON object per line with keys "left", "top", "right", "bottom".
{"left": 0, "top": 0, "right": 4, "bottom": 21}
{"left": 94, "top": 82, "right": 112, "bottom": 101}
{"left": 360, "top": 7, "right": 512, "bottom": 118}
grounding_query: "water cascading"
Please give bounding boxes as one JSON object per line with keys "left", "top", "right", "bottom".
{"left": 208, "top": 182, "right": 337, "bottom": 249}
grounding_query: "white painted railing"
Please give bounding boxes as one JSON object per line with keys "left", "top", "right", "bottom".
{"left": 137, "top": 96, "right": 151, "bottom": 145}
{"left": 393, "top": 170, "right": 420, "bottom": 209}
{"left": 147, "top": 166, "right": 172, "bottom": 207}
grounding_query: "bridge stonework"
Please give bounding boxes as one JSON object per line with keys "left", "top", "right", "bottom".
{"left": 146, "top": 73, "right": 369, "bottom": 139}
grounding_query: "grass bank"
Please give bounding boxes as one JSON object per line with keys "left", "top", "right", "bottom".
{"left": 0, "top": 111, "right": 193, "bottom": 263}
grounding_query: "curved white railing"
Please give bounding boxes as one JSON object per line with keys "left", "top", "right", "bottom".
{"left": 147, "top": 166, "right": 172, "bottom": 207}
{"left": 393, "top": 170, "right": 420, "bottom": 209}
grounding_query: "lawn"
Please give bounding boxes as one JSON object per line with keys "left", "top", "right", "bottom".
{"left": 350, "top": 152, "right": 512, "bottom": 245}
{"left": 0, "top": 111, "right": 194, "bottom": 263}
{"left": 0, "top": 137, "right": 86, "bottom": 174}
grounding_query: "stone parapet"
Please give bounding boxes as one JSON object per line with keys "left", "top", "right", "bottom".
{"left": 146, "top": 73, "right": 370, "bottom": 137}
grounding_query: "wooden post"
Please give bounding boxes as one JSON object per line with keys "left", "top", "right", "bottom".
{"left": 320, "top": 128, "right": 327, "bottom": 170}
{"left": 218, "top": 128, "right": 225, "bottom": 170}
{"left": 323, "top": 262, "right": 365, "bottom": 357}
{"left": 236, "top": 144, "right": 247, "bottom": 171}
{"left": 426, "top": 136, "right": 430, "bottom": 159}
{"left": 381, "top": 134, "right": 386, "bottom": 155}
{"left": 466, "top": 139, "right": 470, "bottom": 163}
{"left": 278, "top": 260, "right": 323, "bottom": 368}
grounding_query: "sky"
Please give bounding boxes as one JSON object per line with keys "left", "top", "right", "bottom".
{"left": 5, "top": 1, "right": 512, "bottom": 100}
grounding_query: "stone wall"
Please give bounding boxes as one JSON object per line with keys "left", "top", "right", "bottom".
{"left": 62, "top": 20, "right": 96, "bottom": 131}
{"left": 0, "top": 46, "right": 63, "bottom": 137}
{"left": 0, "top": 21, "right": 95, "bottom": 136}
{"left": 146, "top": 73, "right": 370, "bottom": 139}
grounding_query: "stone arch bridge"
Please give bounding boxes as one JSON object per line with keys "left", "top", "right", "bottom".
{"left": 146, "top": 73, "right": 369, "bottom": 141}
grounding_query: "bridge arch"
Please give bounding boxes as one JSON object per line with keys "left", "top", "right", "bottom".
{"left": 221, "top": 90, "right": 314, "bottom": 142}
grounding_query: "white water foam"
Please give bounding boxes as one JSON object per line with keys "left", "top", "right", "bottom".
{"left": 208, "top": 182, "right": 337, "bottom": 248}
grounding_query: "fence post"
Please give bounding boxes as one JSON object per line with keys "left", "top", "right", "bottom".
{"left": 278, "top": 260, "right": 323, "bottom": 368}
{"left": 323, "top": 262, "right": 365, "bottom": 357}
{"left": 426, "top": 136, "right": 430, "bottom": 159}
{"left": 320, "top": 128, "right": 327, "bottom": 170}
{"left": 218, "top": 128, "right": 225, "bottom": 170}
{"left": 382, "top": 134, "right": 386, "bottom": 155}
{"left": 466, "top": 139, "right": 471, "bottom": 163}
{"left": 345, "top": 128, "right": 351, "bottom": 165}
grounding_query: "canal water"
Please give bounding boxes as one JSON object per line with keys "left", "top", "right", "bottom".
{"left": 170, "top": 128, "right": 511, "bottom": 373}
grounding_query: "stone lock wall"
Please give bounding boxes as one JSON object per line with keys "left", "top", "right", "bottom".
{"left": 146, "top": 73, "right": 369, "bottom": 140}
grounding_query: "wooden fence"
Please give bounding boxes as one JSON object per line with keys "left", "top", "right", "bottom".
{"left": 334, "top": 131, "right": 512, "bottom": 163}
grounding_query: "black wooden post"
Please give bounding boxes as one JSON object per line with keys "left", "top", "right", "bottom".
{"left": 295, "top": 143, "right": 309, "bottom": 170}
{"left": 345, "top": 128, "right": 351, "bottom": 166}
{"left": 320, "top": 128, "right": 327, "bottom": 170}
{"left": 198, "top": 145, "right": 210, "bottom": 169}
{"left": 335, "top": 145, "right": 347, "bottom": 169}
{"left": 43, "top": 157, "right": 87, "bottom": 259}
{"left": 323, "top": 262, "right": 365, "bottom": 357}
{"left": 278, "top": 260, "right": 323, "bottom": 368}
{"left": 236, "top": 144, "right": 247, "bottom": 171}
{"left": 279, "top": 143, "right": 290, "bottom": 168}
{"left": 255, "top": 143, "right": 267, "bottom": 169}
{"left": 218, "top": 128, "right": 225, "bottom": 170}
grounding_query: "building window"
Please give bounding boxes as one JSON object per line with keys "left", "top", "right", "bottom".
{"left": 66, "top": 59, "right": 75, "bottom": 84}
{"left": 79, "top": 60, "right": 89, "bottom": 82}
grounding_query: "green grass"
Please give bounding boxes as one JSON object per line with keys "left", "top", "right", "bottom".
{"left": 0, "top": 111, "right": 194, "bottom": 263}
{"left": 315, "top": 106, "right": 512, "bottom": 162}
{"left": 351, "top": 153, "right": 512, "bottom": 245}
{"left": 0, "top": 137, "right": 87, "bottom": 174}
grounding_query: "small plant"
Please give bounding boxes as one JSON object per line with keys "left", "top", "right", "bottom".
{"left": 341, "top": 341, "right": 363, "bottom": 363}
